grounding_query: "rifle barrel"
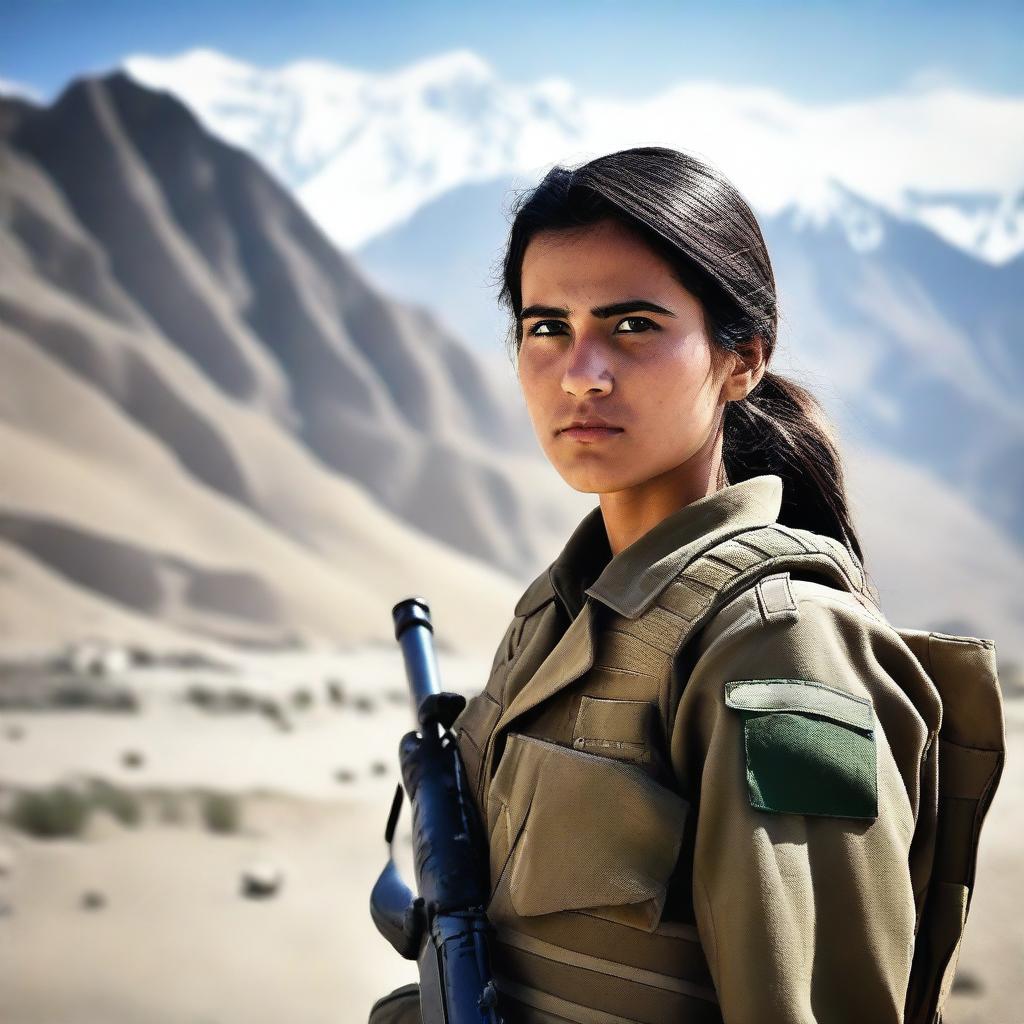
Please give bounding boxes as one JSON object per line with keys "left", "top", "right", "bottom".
{"left": 392, "top": 597, "right": 442, "bottom": 720}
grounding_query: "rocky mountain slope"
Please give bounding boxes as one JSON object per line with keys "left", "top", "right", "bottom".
{"left": 0, "top": 74, "right": 591, "bottom": 653}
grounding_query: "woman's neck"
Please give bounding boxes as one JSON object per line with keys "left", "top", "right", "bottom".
{"left": 598, "top": 438, "right": 727, "bottom": 557}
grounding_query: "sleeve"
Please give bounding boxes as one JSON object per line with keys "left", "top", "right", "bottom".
{"left": 669, "top": 578, "right": 929, "bottom": 1024}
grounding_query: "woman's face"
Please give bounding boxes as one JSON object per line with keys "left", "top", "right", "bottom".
{"left": 517, "top": 218, "right": 740, "bottom": 497}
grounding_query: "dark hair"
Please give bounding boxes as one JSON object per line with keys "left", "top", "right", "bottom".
{"left": 496, "top": 145, "right": 864, "bottom": 565}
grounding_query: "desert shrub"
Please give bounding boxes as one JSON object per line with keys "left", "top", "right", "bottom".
{"left": 9, "top": 786, "right": 89, "bottom": 838}
{"left": 55, "top": 681, "right": 139, "bottom": 712}
{"left": 51, "top": 681, "right": 93, "bottom": 708}
{"left": 224, "top": 688, "right": 254, "bottom": 712}
{"left": 121, "top": 749, "right": 146, "bottom": 770}
{"left": 155, "top": 790, "right": 185, "bottom": 825}
{"left": 291, "top": 687, "right": 313, "bottom": 710}
{"left": 200, "top": 791, "right": 241, "bottom": 834}
{"left": 184, "top": 683, "right": 218, "bottom": 709}
{"left": 257, "top": 697, "right": 282, "bottom": 718}
{"left": 106, "top": 689, "right": 140, "bottom": 712}
{"left": 80, "top": 889, "right": 107, "bottom": 910}
{"left": 87, "top": 779, "right": 141, "bottom": 827}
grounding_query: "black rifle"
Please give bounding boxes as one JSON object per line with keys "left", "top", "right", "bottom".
{"left": 370, "top": 597, "right": 504, "bottom": 1024}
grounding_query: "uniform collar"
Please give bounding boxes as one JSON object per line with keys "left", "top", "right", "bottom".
{"left": 513, "top": 475, "right": 784, "bottom": 620}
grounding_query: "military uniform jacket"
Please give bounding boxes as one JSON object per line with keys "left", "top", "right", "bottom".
{"left": 452, "top": 475, "right": 942, "bottom": 1024}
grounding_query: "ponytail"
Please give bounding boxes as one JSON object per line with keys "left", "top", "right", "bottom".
{"left": 724, "top": 370, "right": 863, "bottom": 564}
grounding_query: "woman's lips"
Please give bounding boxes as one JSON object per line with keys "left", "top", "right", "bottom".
{"left": 559, "top": 426, "right": 624, "bottom": 442}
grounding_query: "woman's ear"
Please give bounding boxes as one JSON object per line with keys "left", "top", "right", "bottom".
{"left": 722, "top": 334, "right": 767, "bottom": 402}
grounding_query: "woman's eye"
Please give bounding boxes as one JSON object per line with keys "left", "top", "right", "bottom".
{"left": 528, "top": 320, "right": 567, "bottom": 337}
{"left": 616, "top": 316, "right": 657, "bottom": 334}
{"left": 527, "top": 317, "right": 658, "bottom": 337}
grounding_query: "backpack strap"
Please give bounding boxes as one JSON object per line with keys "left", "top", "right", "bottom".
{"left": 630, "top": 522, "right": 879, "bottom": 660}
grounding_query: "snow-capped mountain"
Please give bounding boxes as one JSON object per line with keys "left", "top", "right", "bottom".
{"left": 122, "top": 47, "right": 1024, "bottom": 264}
{"left": 123, "top": 48, "right": 582, "bottom": 252}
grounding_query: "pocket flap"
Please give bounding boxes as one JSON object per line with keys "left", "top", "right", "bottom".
{"left": 490, "top": 733, "right": 689, "bottom": 927}
{"left": 571, "top": 695, "right": 655, "bottom": 763}
{"left": 725, "top": 678, "right": 874, "bottom": 732}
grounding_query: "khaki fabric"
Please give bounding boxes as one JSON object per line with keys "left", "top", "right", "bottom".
{"left": 444, "top": 474, "right": 984, "bottom": 1024}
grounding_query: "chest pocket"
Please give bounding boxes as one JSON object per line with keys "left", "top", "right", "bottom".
{"left": 486, "top": 732, "right": 689, "bottom": 933}
{"left": 571, "top": 694, "right": 657, "bottom": 764}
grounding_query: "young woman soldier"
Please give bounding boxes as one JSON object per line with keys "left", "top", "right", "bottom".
{"left": 371, "top": 146, "right": 945, "bottom": 1024}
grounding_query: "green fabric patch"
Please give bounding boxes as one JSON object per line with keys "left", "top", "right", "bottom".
{"left": 740, "top": 710, "right": 878, "bottom": 820}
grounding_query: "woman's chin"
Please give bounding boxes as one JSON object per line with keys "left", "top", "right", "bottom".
{"left": 556, "top": 464, "right": 632, "bottom": 495}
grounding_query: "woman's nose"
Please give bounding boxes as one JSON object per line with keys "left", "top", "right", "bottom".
{"left": 561, "top": 332, "right": 613, "bottom": 397}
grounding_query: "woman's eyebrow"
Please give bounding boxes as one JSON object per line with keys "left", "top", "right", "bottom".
{"left": 519, "top": 299, "right": 677, "bottom": 321}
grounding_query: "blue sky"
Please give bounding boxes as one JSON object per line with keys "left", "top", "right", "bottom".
{"left": 2, "top": 0, "right": 1022, "bottom": 103}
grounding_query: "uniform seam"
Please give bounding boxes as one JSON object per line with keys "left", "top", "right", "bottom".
{"left": 652, "top": 600, "right": 690, "bottom": 623}
{"left": 458, "top": 726, "right": 481, "bottom": 756}
{"left": 764, "top": 524, "right": 865, "bottom": 594}
{"left": 657, "top": 647, "right": 672, "bottom": 750}
{"left": 787, "top": 582, "right": 897, "bottom": 636}
{"left": 696, "top": 599, "right": 761, "bottom": 653}
{"left": 929, "top": 634, "right": 995, "bottom": 650}
{"left": 704, "top": 552, "right": 741, "bottom": 571}
{"left": 495, "top": 927, "right": 720, "bottom": 1002}
{"left": 606, "top": 625, "right": 676, "bottom": 658}
{"left": 588, "top": 665, "right": 661, "bottom": 679}
{"left": 674, "top": 573, "right": 717, "bottom": 598}
{"left": 695, "top": 875, "right": 720, "bottom": 992}
{"left": 701, "top": 584, "right": 893, "bottom": 660}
